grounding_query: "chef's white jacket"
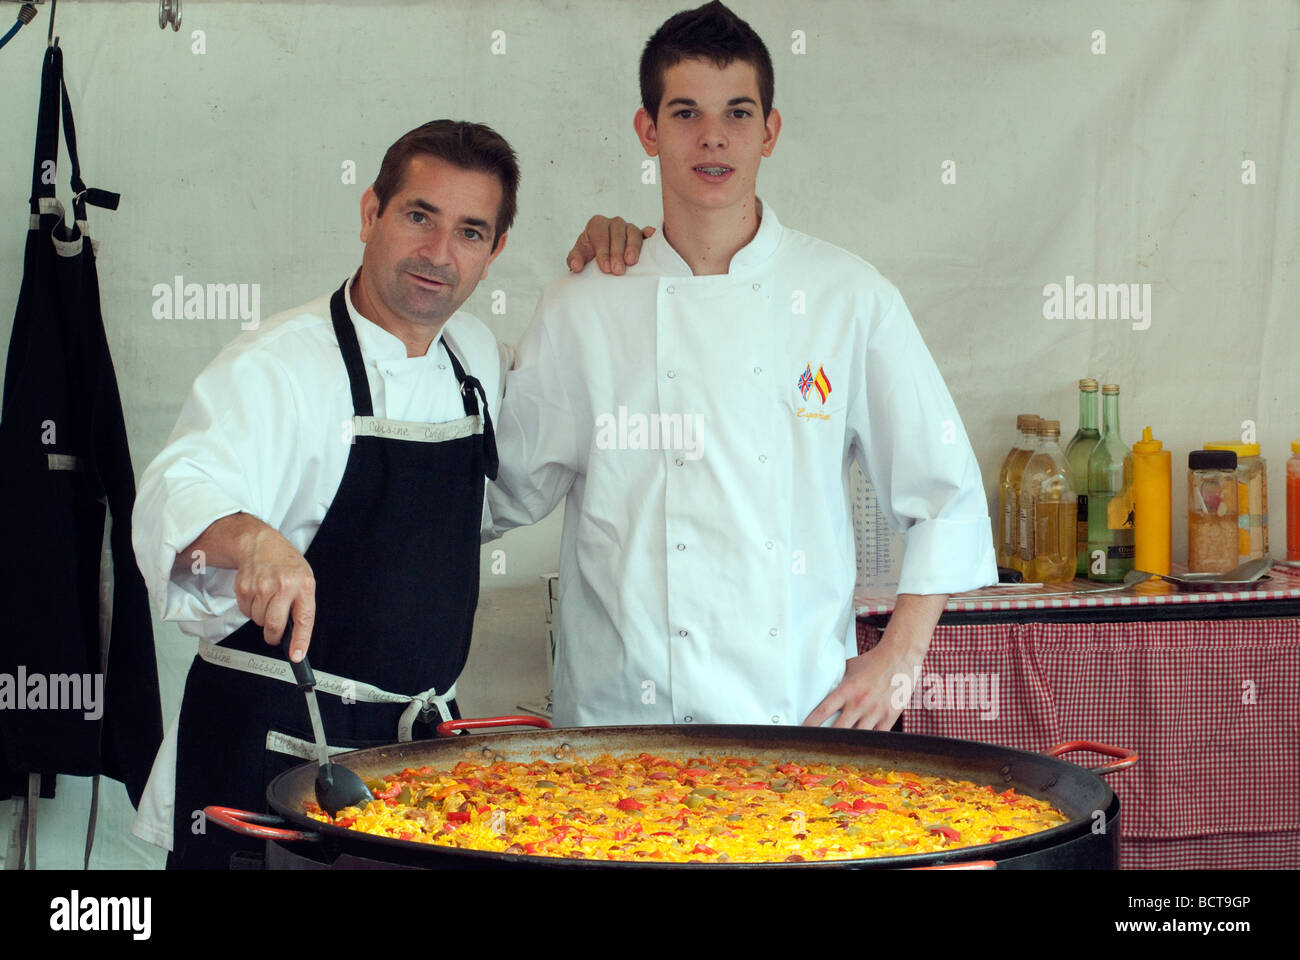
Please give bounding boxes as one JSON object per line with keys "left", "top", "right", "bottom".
{"left": 130, "top": 272, "right": 505, "bottom": 849}
{"left": 487, "top": 201, "right": 997, "bottom": 728}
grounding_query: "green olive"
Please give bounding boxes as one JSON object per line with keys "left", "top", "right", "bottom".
{"left": 534, "top": 780, "right": 558, "bottom": 789}
{"left": 770, "top": 780, "right": 793, "bottom": 793}
{"left": 725, "top": 813, "right": 744, "bottom": 822}
{"left": 682, "top": 794, "right": 705, "bottom": 810}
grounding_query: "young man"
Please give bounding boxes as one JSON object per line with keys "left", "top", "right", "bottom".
{"left": 131, "top": 120, "right": 646, "bottom": 868}
{"left": 488, "top": 2, "right": 997, "bottom": 731}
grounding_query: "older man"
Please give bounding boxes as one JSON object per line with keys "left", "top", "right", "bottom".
{"left": 132, "top": 120, "right": 646, "bottom": 868}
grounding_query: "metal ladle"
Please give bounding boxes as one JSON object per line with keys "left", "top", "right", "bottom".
{"left": 289, "top": 656, "right": 374, "bottom": 817}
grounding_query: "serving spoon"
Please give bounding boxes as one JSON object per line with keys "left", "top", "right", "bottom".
{"left": 289, "top": 655, "right": 374, "bottom": 817}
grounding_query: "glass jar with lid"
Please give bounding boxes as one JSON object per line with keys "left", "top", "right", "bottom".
{"left": 1203, "top": 441, "right": 1267, "bottom": 561}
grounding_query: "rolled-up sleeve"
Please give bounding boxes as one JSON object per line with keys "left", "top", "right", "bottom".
{"left": 132, "top": 345, "right": 303, "bottom": 623}
{"left": 849, "top": 288, "right": 997, "bottom": 595}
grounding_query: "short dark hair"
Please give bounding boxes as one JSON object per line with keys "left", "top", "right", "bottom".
{"left": 372, "top": 120, "right": 520, "bottom": 251}
{"left": 640, "top": 1, "right": 774, "bottom": 123}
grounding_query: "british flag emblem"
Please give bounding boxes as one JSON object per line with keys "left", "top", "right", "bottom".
{"left": 797, "top": 363, "right": 815, "bottom": 400}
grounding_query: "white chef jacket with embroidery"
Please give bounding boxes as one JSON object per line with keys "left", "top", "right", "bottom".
{"left": 129, "top": 272, "right": 506, "bottom": 850}
{"left": 487, "top": 201, "right": 996, "bottom": 728}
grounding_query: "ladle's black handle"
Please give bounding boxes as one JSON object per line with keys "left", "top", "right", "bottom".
{"left": 290, "top": 654, "right": 316, "bottom": 690}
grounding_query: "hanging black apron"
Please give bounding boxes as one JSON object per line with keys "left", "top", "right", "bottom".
{"left": 0, "top": 44, "right": 162, "bottom": 867}
{"left": 167, "top": 282, "right": 498, "bottom": 869}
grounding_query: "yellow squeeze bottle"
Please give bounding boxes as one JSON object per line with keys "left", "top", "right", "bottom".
{"left": 1132, "top": 425, "right": 1172, "bottom": 575}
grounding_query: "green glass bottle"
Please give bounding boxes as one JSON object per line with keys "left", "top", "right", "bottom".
{"left": 1086, "top": 384, "right": 1135, "bottom": 581}
{"left": 1064, "top": 379, "right": 1100, "bottom": 577}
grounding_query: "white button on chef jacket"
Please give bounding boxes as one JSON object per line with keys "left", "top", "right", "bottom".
{"left": 129, "top": 272, "right": 505, "bottom": 850}
{"left": 487, "top": 201, "right": 997, "bottom": 729}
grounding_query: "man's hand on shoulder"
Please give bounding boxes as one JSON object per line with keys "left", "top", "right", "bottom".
{"left": 566, "top": 216, "right": 655, "bottom": 275}
{"left": 183, "top": 513, "right": 317, "bottom": 661}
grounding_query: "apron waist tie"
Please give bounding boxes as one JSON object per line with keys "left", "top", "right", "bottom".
{"left": 197, "top": 640, "right": 456, "bottom": 742}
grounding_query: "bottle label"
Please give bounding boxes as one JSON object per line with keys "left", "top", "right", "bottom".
{"left": 1076, "top": 494, "right": 1088, "bottom": 546}
{"left": 1019, "top": 505, "right": 1034, "bottom": 562}
{"left": 1107, "top": 544, "right": 1136, "bottom": 560}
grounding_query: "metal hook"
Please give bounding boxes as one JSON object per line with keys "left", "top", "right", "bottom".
{"left": 159, "top": 0, "right": 181, "bottom": 32}
{"left": 46, "top": 0, "right": 55, "bottom": 47}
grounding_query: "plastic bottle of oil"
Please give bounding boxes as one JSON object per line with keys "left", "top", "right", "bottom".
{"left": 996, "top": 414, "right": 1041, "bottom": 574}
{"left": 1064, "top": 379, "right": 1100, "bottom": 576}
{"left": 1019, "top": 420, "right": 1078, "bottom": 582}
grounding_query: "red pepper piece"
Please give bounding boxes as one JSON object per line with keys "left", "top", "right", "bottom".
{"left": 830, "top": 802, "right": 853, "bottom": 812}
{"left": 929, "top": 825, "right": 961, "bottom": 841}
{"left": 692, "top": 844, "right": 717, "bottom": 855}
{"left": 446, "top": 811, "right": 471, "bottom": 823}
{"left": 525, "top": 814, "right": 540, "bottom": 826}
{"left": 615, "top": 798, "right": 645, "bottom": 811}
{"left": 853, "top": 800, "right": 888, "bottom": 812}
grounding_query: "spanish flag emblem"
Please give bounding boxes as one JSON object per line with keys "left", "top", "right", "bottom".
{"left": 813, "top": 365, "right": 832, "bottom": 404}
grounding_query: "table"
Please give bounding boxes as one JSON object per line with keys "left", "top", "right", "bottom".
{"left": 855, "top": 563, "right": 1300, "bottom": 869}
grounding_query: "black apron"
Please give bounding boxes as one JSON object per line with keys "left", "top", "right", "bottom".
{"left": 0, "top": 44, "right": 162, "bottom": 864}
{"left": 166, "top": 282, "right": 497, "bottom": 869}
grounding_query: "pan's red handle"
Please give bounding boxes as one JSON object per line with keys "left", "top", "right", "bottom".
{"left": 910, "top": 860, "right": 998, "bottom": 870}
{"left": 203, "top": 806, "right": 319, "bottom": 843}
{"left": 436, "top": 715, "right": 554, "bottom": 738}
{"left": 1045, "top": 740, "right": 1138, "bottom": 776}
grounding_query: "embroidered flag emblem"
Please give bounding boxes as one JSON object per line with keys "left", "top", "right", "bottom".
{"left": 797, "top": 363, "right": 814, "bottom": 400}
{"left": 813, "top": 365, "right": 832, "bottom": 404}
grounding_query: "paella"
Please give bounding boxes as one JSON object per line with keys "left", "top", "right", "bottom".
{"left": 304, "top": 750, "right": 1070, "bottom": 863}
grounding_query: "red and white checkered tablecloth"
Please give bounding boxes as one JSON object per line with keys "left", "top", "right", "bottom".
{"left": 855, "top": 561, "right": 1300, "bottom": 615}
{"left": 856, "top": 616, "right": 1300, "bottom": 869}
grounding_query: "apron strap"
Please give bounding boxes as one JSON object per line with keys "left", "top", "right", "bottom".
{"left": 197, "top": 640, "right": 456, "bottom": 740}
{"left": 326, "top": 277, "right": 499, "bottom": 479}
{"left": 441, "top": 340, "right": 499, "bottom": 480}
{"left": 83, "top": 775, "right": 100, "bottom": 869}
{"left": 57, "top": 74, "right": 118, "bottom": 219}
{"left": 328, "top": 283, "right": 374, "bottom": 418}
{"left": 28, "top": 47, "right": 119, "bottom": 216}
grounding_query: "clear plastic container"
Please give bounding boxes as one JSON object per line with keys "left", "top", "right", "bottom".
{"left": 1019, "top": 420, "right": 1077, "bottom": 583}
{"left": 1188, "top": 450, "right": 1239, "bottom": 573}
{"left": 1204, "top": 442, "right": 1268, "bottom": 561}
